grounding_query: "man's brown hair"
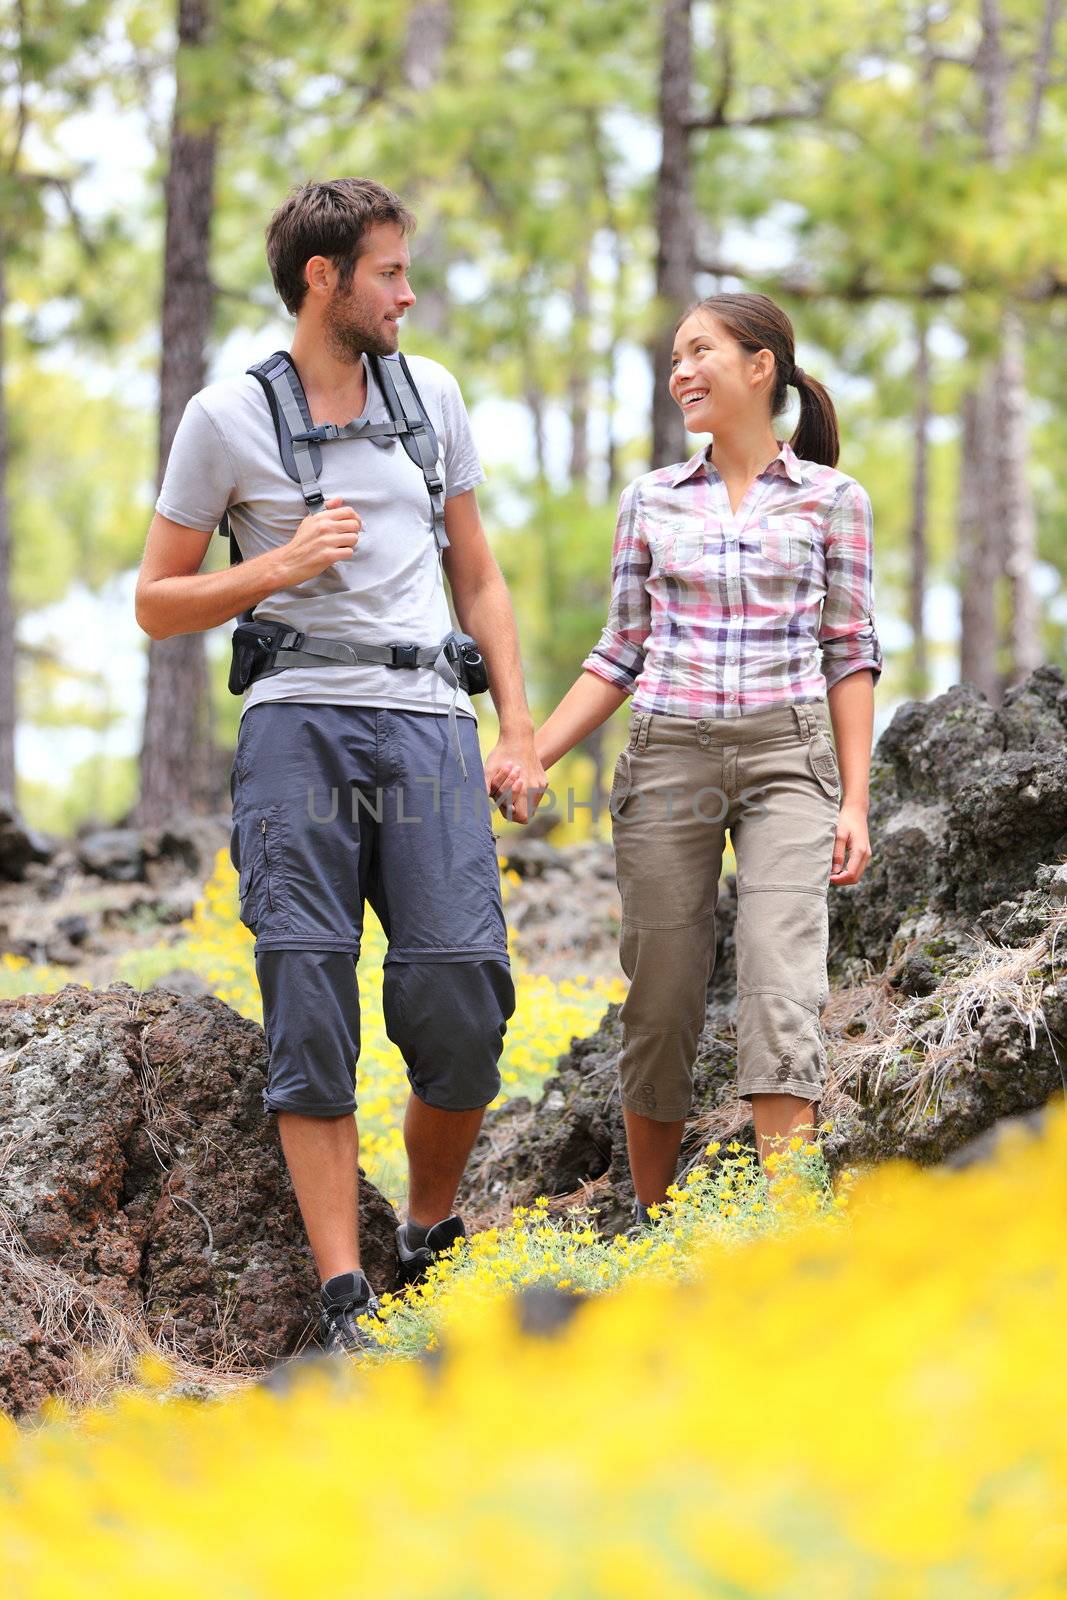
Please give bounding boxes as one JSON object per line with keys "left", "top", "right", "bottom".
{"left": 265, "top": 178, "right": 417, "bottom": 316}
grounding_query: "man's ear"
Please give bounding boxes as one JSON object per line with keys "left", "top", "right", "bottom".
{"left": 304, "top": 255, "right": 333, "bottom": 298}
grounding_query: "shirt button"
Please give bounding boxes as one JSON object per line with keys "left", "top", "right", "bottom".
{"left": 727, "top": 693, "right": 737, "bottom": 701}
{"left": 727, "top": 654, "right": 737, "bottom": 664}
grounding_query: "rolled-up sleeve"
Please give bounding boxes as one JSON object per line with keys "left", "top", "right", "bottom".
{"left": 581, "top": 481, "right": 652, "bottom": 693}
{"left": 818, "top": 480, "right": 884, "bottom": 690}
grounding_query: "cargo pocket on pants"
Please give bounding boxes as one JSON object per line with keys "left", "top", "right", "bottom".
{"left": 237, "top": 860, "right": 259, "bottom": 936}
{"left": 608, "top": 749, "right": 634, "bottom": 819}
{"left": 807, "top": 732, "right": 841, "bottom": 802}
{"left": 234, "top": 804, "right": 288, "bottom": 938}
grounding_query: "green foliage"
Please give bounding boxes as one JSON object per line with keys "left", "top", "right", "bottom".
{"left": 19, "top": 752, "right": 137, "bottom": 835}
{"left": 495, "top": 486, "right": 618, "bottom": 710}
{"left": 9, "top": 0, "right": 1067, "bottom": 808}
{"left": 7, "top": 357, "right": 153, "bottom": 609}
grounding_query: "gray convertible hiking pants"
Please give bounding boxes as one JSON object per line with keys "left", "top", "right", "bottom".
{"left": 229, "top": 703, "right": 515, "bottom": 1118}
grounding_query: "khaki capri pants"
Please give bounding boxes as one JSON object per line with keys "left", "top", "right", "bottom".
{"left": 609, "top": 700, "right": 841, "bottom": 1121}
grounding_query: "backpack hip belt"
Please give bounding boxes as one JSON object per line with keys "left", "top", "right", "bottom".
{"left": 228, "top": 619, "right": 489, "bottom": 781}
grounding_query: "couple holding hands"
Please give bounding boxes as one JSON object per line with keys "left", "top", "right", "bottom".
{"left": 137, "top": 177, "right": 881, "bottom": 1353}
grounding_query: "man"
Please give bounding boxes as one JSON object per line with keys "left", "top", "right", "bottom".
{"left": 135, "top": 177, "right": 546, "bottom": 1353}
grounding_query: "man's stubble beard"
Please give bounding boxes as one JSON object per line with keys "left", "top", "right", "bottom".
{"left": 323, "top": 282, "right": 398, "bottom": 363}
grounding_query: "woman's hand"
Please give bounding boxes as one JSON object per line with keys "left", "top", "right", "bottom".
{"left": 484, "top": 733, "right": 549, "bottom": 826}
{"left": 829, "top": 802, "right": 872, "bottom": 885}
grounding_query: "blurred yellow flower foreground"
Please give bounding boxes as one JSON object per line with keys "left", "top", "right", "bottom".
{"left": 2, "top": 1098, "right": 1065, "bottom": 1598}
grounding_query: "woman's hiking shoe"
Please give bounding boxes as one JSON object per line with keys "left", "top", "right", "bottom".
{"left": 318, "top": 1269, "right": 382, "bottom": 1355}
{"left": 625, "top": 1198, "right": 663, "bottom": 1240}
{"left": 395, "top": 1215, "right": 466, "bottom": 1288}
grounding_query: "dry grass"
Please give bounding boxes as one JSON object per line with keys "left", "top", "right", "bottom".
{"left": 823, "top": 900, "right": 1067, "bottom": 1125}
{"left": 0, "top": 1207, "right": 257, "bottom": 1417}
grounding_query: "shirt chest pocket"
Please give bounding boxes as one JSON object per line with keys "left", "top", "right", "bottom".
{"left": 758, "top": 514, "right": 817, "bottom": 571}
{"left": 648, "top": 524, "right": 716, "bottom": 576}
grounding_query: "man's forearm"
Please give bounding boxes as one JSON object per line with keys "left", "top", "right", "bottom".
{"left": 453, "top": 573, "right": 533, "bottom": 736}
{"left": 137, "top": 547, "right": 296, "bottom": 640}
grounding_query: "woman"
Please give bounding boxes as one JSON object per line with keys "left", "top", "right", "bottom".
{"left": 532, "top": 292, "right": 883, "bottom": 1224}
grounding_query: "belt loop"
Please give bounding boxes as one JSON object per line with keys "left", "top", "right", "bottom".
{"left": 792, "top": 704, "right": 816, "bottom": 741}
{"left": 633, "top": 711, "right": 651, "bottom": 751}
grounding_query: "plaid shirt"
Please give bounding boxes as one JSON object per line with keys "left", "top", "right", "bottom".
{"left": 582, "top": 438, "right": 883, "bottom": 718}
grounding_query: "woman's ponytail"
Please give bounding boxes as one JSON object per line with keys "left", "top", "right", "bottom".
{"left": 788, "top": 367, "right": 839, "bottom": 468}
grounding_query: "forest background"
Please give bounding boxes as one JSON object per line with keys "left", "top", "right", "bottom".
{"left": 3, "top": 0, "right": 1066, "bottom": 837}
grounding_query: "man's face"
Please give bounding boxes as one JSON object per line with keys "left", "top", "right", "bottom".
{"left": 321, "top": 222, "right": 416, "bottom": 361}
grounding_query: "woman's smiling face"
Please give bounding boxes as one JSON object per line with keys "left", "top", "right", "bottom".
{"left": 669, "top": 310, "right": 766, "bottom": 433}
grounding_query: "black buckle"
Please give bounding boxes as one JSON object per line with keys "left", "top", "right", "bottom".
{"left": 390, "top": 643, "right": 419, "bottom": 669}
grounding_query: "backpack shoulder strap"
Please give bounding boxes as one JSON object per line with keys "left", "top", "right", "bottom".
{"left": 370, "top": 352, "right": 449, "bottom": 551}
{"left": 217, "top": 352, "right": 324, "bottom": 623}
{"left": 218, "top": 352, "right": 328, "bottom": 624}
{"left": 246, "top": 350, "right": 326, "bottom": 513}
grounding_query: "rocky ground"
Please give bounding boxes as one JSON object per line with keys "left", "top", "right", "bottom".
{"left": 3, "top": 664, "right": 1067, "bottom": 1414}
{"left": 0, "top": 782, "right": 623, "bottom": 1416}
{"left": 0, "top": 982, "right": 398, "bottom": 1418}
{"left": 0, "top": 804, "right": 623, "bottom": 988}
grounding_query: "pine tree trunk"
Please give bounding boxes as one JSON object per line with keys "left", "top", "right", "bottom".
{"left": 524, "top": 380, "right": 549, "bottom": 488}
{"left": 974, "top": 0, "right": 1040, "bottom": 689}
{"left": 402, "top": 2, "right": 452, "bottom": 338}
{"left": 588, "top": 116, "right": 625, "bottom": 498}
{"left": 135, "top": 0, "right": 218, "bottom": 827}
{"left": 0, "top": 244, "right": 15, "bottom": 801}
{"left": 568, "top": 245, "right": 591, "bottom": 491}
{"left": 994, "top": 307, "right": 1041, "bottom": 682}
{"left": 650, "top": 0, "right": 695, "bottom": 469}
{"left": 958, "top": 386, "right": 1000, "bottom": 701}
{"left": 908, "top": 7, "right": 936, "bottom": 697}
{"left": 908, "top": 309, "right": 930, "bottom": 693}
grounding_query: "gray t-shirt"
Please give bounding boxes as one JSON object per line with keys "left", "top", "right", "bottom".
{"left": 155, "top": 352, "right": 485, "bottom": 721}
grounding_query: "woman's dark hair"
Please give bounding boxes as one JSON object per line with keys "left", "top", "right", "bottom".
{"left": 266, "top": 178, "right": 417, "bottom": 316}
{"left": 675, "top": 291, "right": 839, "bottom": 467}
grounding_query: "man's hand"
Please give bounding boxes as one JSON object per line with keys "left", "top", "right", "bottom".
{"left": 484, "top": 733, "right": 549, "bottom": 826}
{"left": 829, "top": 801, "right": 872, "bottom": 885}
{"left": 275, "top": 495, "right": 363, "bottom": 585}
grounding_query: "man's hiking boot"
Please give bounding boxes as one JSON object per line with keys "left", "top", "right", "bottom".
{"left": 395, "top": 1214, "right": 466, "bottom": 1289}
{"left": 318, "top": 1269, "right": 382, "bottom": 1355}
